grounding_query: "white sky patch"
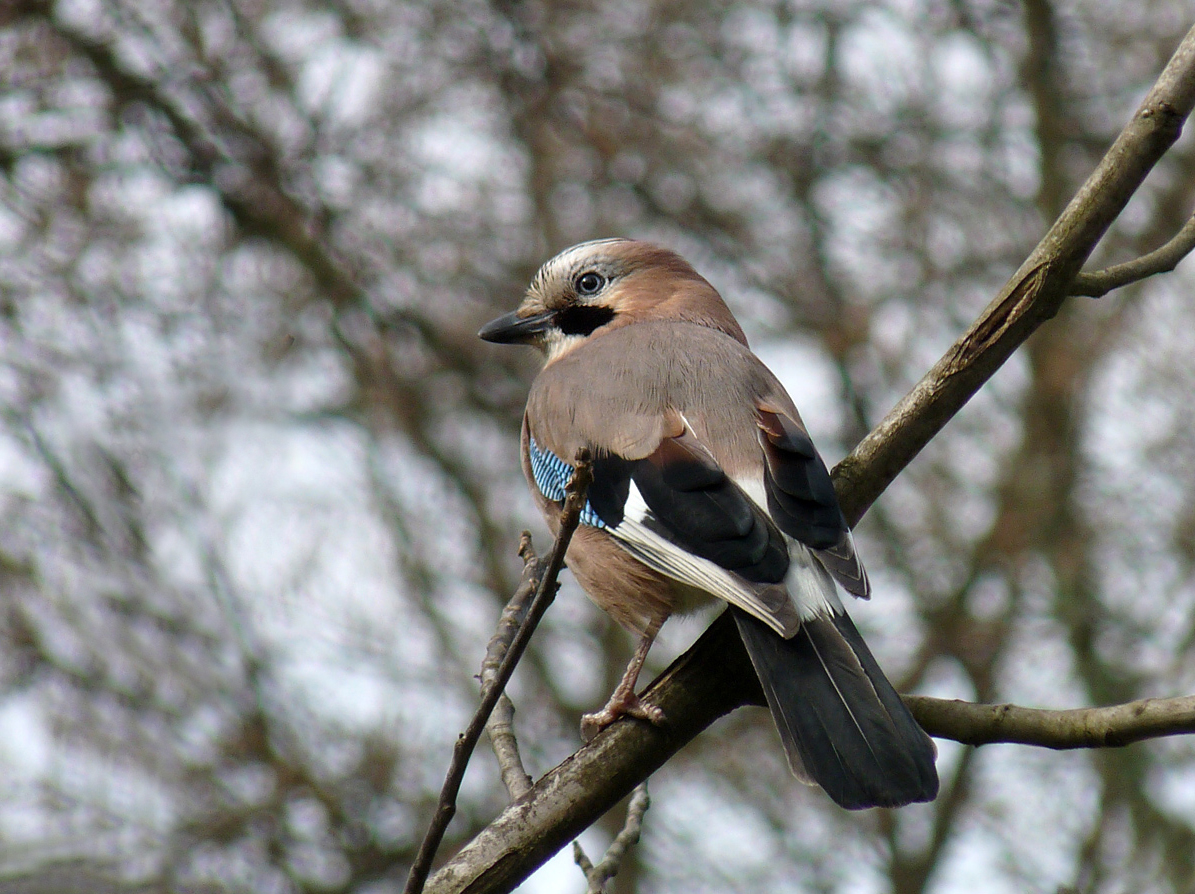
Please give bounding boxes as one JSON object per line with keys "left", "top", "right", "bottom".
{"left": 0, "top": 430, "right": 49, "bottom": 501}
{"left": 782, "top": 19, "right": 829, "bottom": 81}
{"left": 0, "top": 695, "right": 51, "bottom": 777}
{"left": 930, "top": 821, "right": 1036, "bottom": 894}
{"left": 260, "top": 10, "right": 385, "bottom": 125}
{"left": 299, "top": 42, "right": 386, "bottom": 125}
{"left": 932, "top": 31, "right": 1000, "bottom": 127}
{"left": 406, "top": 97, "right": 518, "bottom": 217}
{"left": 1148, "top": 761, "right": 1195, "bottom": 820}
{"left": 838, "top": 8, "right": 923, "bottom": 115}
{"left": 411, "top": 104, "right": 505, "bottom": 178}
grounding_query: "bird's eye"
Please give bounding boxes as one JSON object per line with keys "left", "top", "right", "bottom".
{"left": 575, "top": 272, "right": 605, "bottom": 296}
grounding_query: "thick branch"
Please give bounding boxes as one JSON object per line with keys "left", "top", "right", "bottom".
{"left": 425, "top": 26, "right": 1195, "bottom": 894}
{"left": 906, "top": 695, "right": 1195, "bottom": 748}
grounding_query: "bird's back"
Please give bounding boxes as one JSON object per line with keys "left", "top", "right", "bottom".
{"left": 527, "top": 320, "right": 797, "bottom": 484}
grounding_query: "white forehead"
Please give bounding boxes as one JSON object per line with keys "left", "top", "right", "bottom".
{"left": 530, "top": 238, "right": 629, "bottom": 291}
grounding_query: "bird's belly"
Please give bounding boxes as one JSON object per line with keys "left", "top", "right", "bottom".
{"left": 565, "top": 525, "right": 718, "bottom": 634}
{"left": 668, "top": 579, "right": 721, "bottom": 616}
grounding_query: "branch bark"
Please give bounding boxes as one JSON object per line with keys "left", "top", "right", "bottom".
{"left": 405, "top": 454, "right": 592, "bottom": 894}
{"left": 482, "top": 533, "right": 541, "bottom": 802}
{"left": 906, "top": 695, "right": 1195, "bottom": 748}
{"left": 425, "top": 24, "right": 1195, "bottom": 894}
{"left": 426, "top": 612, "right": 760, "bottom": 894}
{"left": 832, "top": 24, "right": 1195, "bottom": 527}
{"left": 1069, "top": 212, "right": 1195, "bottom": 297}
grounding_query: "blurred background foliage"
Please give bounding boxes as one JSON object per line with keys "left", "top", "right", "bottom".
{"left": 0, "top": 0, "right": 1193, "bottom": 891}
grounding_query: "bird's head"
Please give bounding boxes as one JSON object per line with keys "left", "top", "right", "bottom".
{"left": 479, "top": 238, "right": 747, "bottom": 362}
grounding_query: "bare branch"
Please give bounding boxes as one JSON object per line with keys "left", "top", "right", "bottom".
{"left": 405, "top": 452, "right": 593, "bottom": 894}
{"left": 906, "top": 694, "right": 1195, "bottom": 749}
{"left": 1069, "top": 212, "right": 1195, "bottom": 297}
{"left": 572, "top": 783, "right": 651, "bottom": 894}
{"left": 832, "top": 24, "right": 1195, "bottom": 527}
{"left": 482, "top": 533, "right": 542, "bottom": 801}
{"left": 425, "top": 613, "right": 757, "bottom": 894}
{"left": 486, "top": 694, "right": 532, "bottom": 801}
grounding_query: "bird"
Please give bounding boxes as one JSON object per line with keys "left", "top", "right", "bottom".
{"left": 479, "top": 238, "right": 938, "bottom": 809}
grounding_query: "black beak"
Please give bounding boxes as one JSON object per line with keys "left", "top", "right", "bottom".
{"left": 478, "top": 310, "right": 554, "bottom": 345}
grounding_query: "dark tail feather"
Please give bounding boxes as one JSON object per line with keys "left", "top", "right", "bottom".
{"left": 733, "top": 608, "right": 939, "bottom": 809}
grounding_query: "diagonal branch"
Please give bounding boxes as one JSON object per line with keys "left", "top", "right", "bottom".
{"left": 482, "top": 533, "right": 541, "bottom": 802}
{"left": 404, "top": 452, "right": 593, "bottom": 894}
{"left": 425, "top": 24, "right": 1195, "bottom": 894}
{"left": 832, "top": 24, "right": 1195, "bottom": 527}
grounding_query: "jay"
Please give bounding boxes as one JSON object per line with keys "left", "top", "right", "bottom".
{"left": 480, "top": 239, "right": 938, "bottom": 809}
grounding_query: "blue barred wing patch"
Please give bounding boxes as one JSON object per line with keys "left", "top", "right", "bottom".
{"left": 528, "top": 437, "right": 606, "bottom": 529}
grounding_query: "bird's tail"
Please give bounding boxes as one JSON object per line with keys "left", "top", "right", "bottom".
{"left": 733, "top": 608, "right": 939, "bottom": 809}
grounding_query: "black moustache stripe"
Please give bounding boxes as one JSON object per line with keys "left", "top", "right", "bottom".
{"left": 555, "top": 304, "right": 615, "bottom": 336}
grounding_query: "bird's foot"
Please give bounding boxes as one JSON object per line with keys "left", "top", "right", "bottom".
{"left": 580, "top": 690, "right": 665, "bottom": 742}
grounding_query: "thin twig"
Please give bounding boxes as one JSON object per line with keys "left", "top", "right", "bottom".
{"left": 1069, "top": 212, "right": 1195, "bottom": 296}
{"left": 572, "top": 782, "right": 651, "bottom": 894}
{"left": 482, "top": 533, "right": 542, "bottom": 801}
{"left": 404, "top": 451, "right": 593, "bottom": 894}
{"left": 487, "top": 693, "right": 533, "bottom": 801}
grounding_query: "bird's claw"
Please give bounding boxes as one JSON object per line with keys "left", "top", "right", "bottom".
{"left": 580, "top": 692, "right": 665, "bottom": 741}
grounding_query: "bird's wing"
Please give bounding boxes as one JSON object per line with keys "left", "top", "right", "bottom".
{"left": 756, "top": 406, "right": 870, "bottom": 599}
{"left": 527, "top": 415, "right": 803, "bottom": 637}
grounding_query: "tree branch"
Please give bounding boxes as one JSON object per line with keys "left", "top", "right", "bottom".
{"left": 424, "top": 25, "right": 1195, "bottom": 894}
{"left": 832, "top": 24, "right": 1195, "bottom": 527}
{"left": 481, "top": 533, "right": 541, "bottom": 802}
{"left": 906, "top": 694, "right": 1195, "bottom": 748}
{"left": 573, "top": 783, "right": 651, "bottom": 894}
{"left": 1069, "top": 212, "right": 1195, "bottom": 297}
{"left": 483, "top": 534, "right": 651, "bottom": 892}
{"left": 404, "top": 453, "right": 593, "bottom": 894}
{"left": 426, "top": 612, "right": 759, "bottom": 894}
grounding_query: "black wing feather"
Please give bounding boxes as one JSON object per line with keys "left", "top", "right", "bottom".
{"left": 588, "top": 436, "right": 789, "bottom": 585}
{"left": 758, "top": 410, "right": 848, "bottom": 550}
{"left": 587, "top": 453, "right": 633, "bottom": 527}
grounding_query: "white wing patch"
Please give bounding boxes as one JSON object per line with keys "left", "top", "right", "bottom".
{"left": 786, "top": 542, "right": 845, "bottom": 621}
{"left": 731, "top": 473, "right": 844, "bottom": 622}
{"left": 731, "top": 468, "right": 855, "bottom": 621}
{"left": 608, "top": 484, "right": 804, "bottom": 637}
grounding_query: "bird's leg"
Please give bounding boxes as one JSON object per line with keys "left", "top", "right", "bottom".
{"left": 581, "top": 618, "right": 666, "bottom": 741}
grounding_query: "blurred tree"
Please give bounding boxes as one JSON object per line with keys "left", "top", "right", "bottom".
{"left": 0, "top": 1, "right": 1193, "bottom": 893}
